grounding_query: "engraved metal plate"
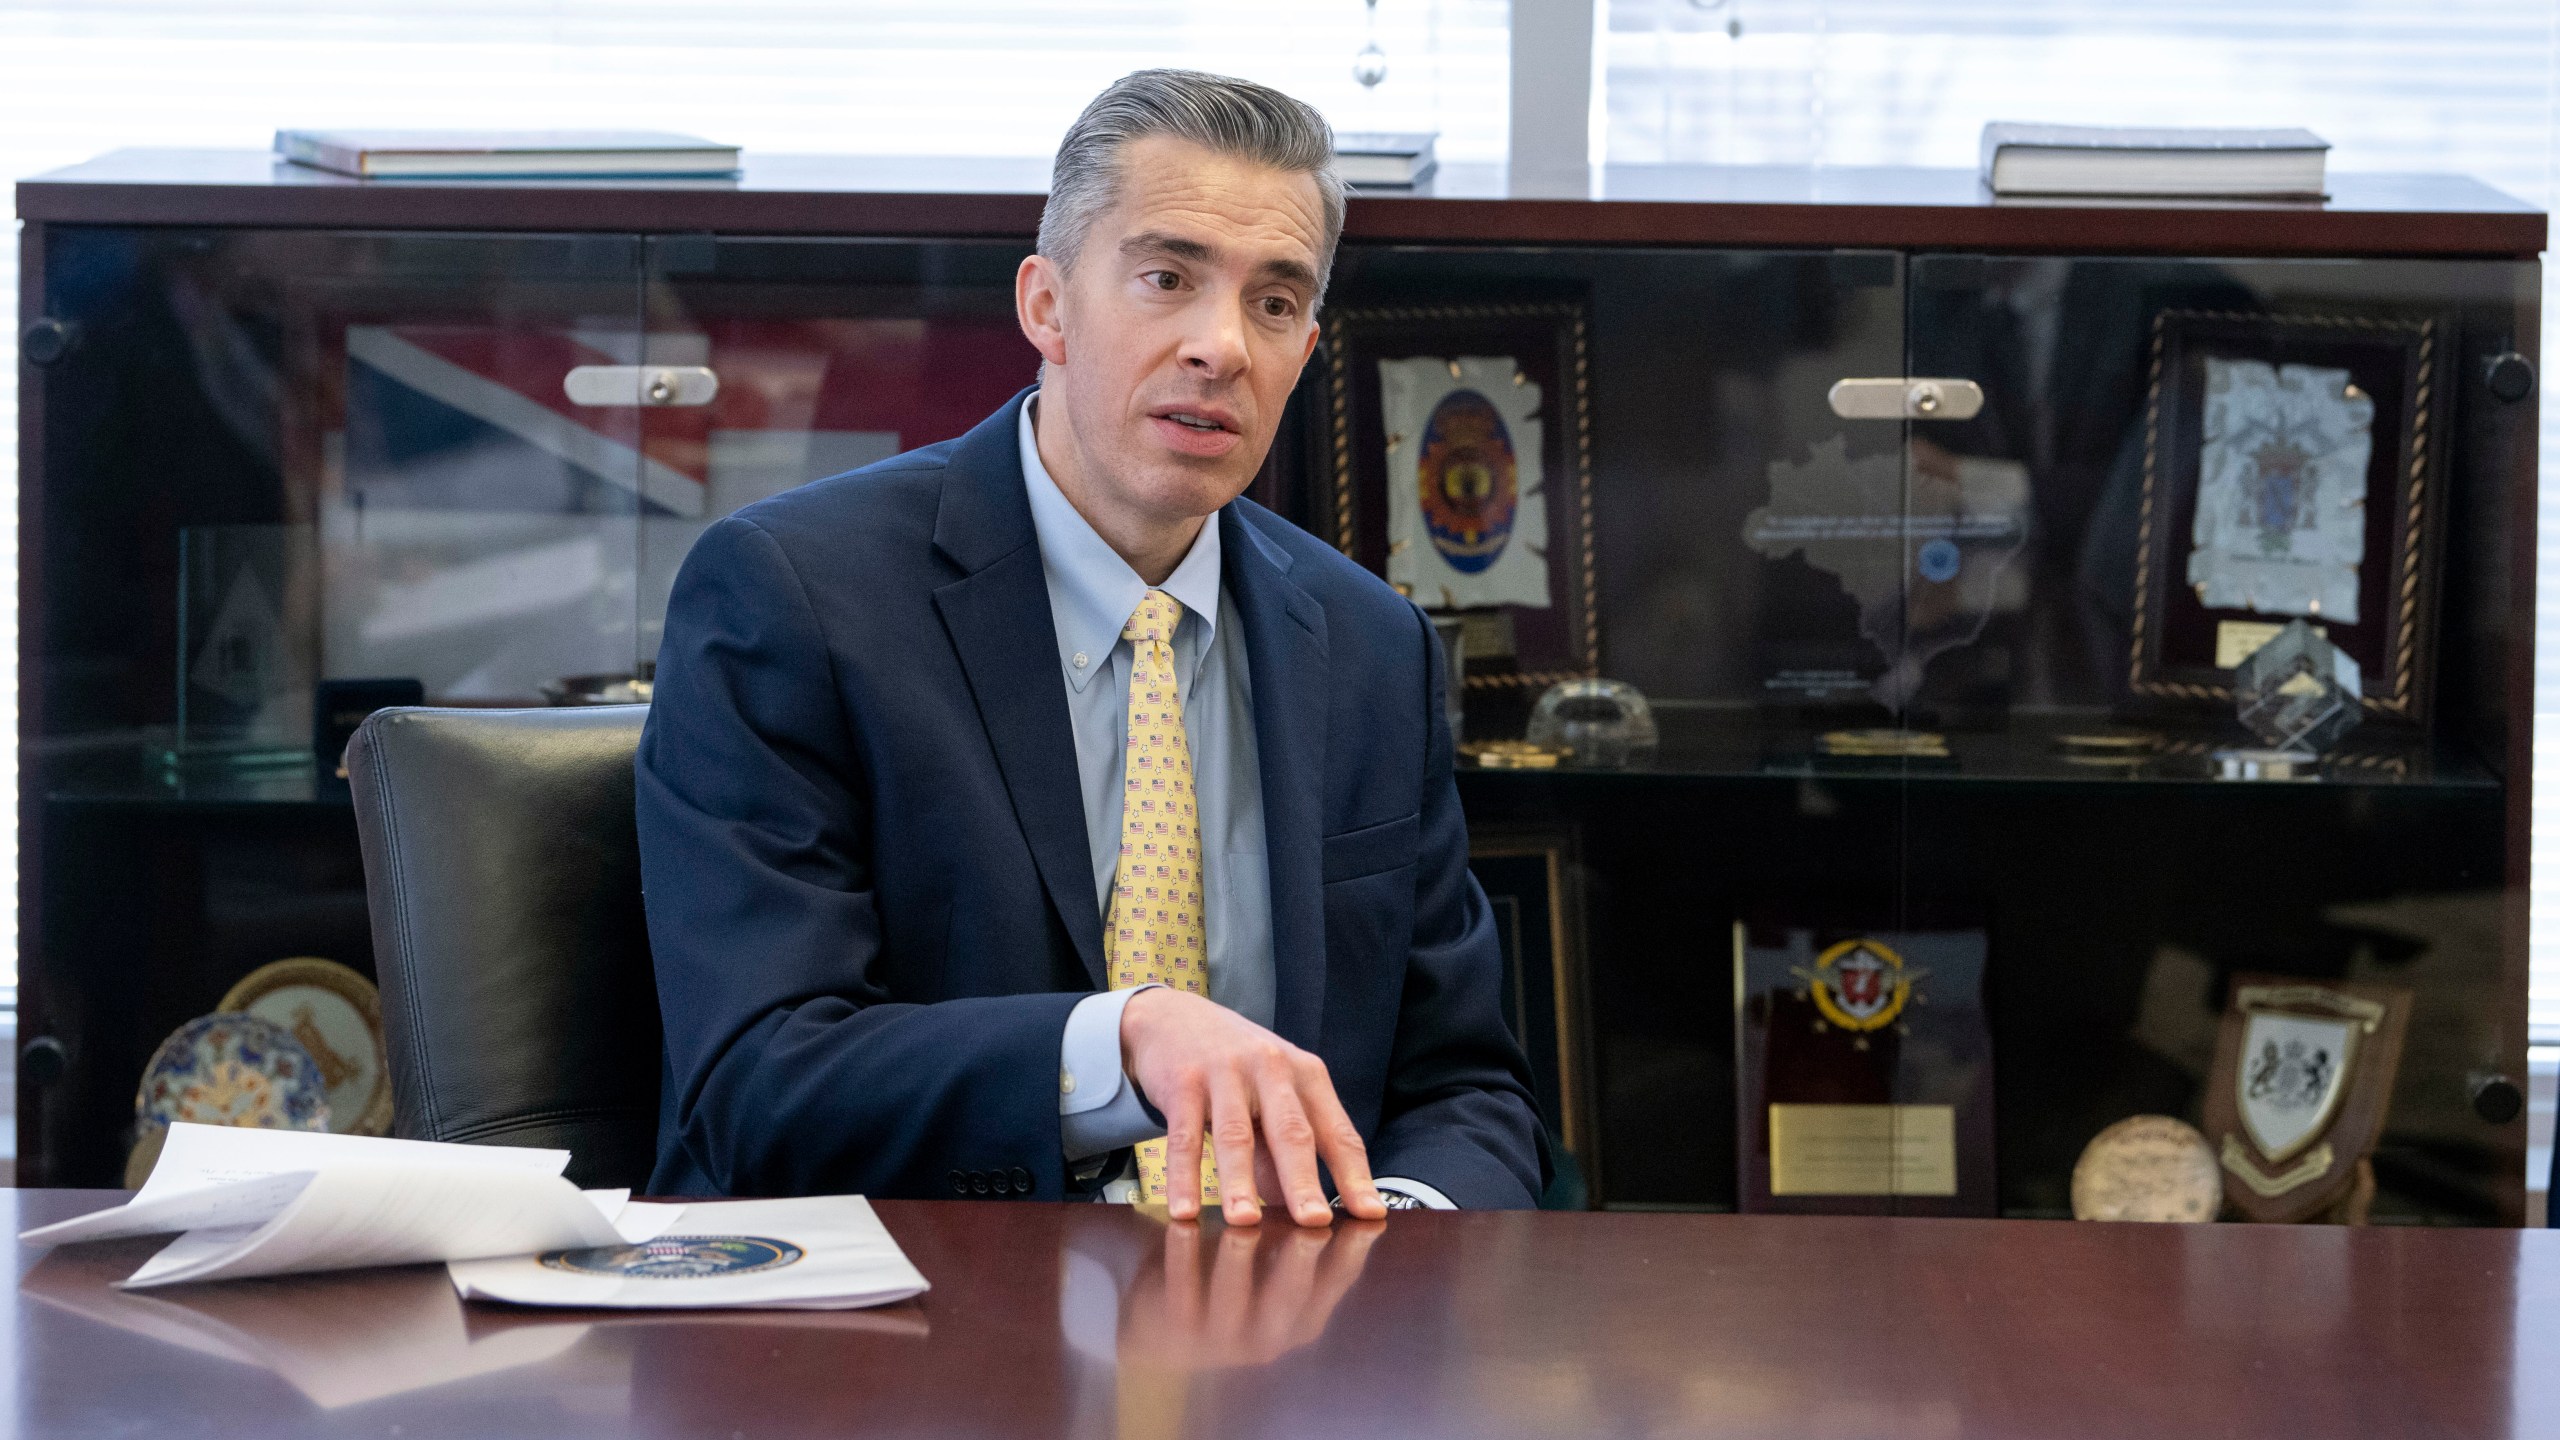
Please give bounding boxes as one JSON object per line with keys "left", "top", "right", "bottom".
{"left": 1825, "top": 377, "right": 1985, "bottom": 421}
{"left": 562, "top": 365, "right": 720, "bottom": 407}
{"left": 1767, "top": 1103, "right": 1957, "bottom": 1196}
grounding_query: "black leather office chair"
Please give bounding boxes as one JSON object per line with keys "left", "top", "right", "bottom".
{"left": 345, "top": 705, "right": 662, "bottom": 1188}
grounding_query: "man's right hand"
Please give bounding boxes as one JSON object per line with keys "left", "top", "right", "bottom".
{"left": 1119, "top": 987, "right": 1388, "bottom": 1227}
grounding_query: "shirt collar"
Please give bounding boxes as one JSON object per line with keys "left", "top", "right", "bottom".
{"left": 1019, "top": 395, "right": 1221, "bottom": 693}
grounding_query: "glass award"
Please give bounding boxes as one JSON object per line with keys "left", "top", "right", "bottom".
{"left": 2231, "top": 619, "right": 2363, "bottom": 755}
{"left": 171, "top": 525, "right": 320, "bottom": 769}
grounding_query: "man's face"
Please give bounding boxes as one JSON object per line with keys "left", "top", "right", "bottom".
{"left": 1019, "top": 135, "right": 1327, "bottom": 525}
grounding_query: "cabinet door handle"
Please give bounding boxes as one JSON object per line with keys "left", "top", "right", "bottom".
{"left": 562, "top": 365, "right": 720, "bottom": 408}
{"left": 1827, "top": 377, "right": 1985, "bottom": 421}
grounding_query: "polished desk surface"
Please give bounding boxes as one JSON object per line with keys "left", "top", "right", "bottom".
{"left": 14, "top": 1188, "right": 2560, "bottom": 1438}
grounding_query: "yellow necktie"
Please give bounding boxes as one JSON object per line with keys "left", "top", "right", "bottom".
{"left": 1108, "top": 590, "right": 1217, "bottom": 1205}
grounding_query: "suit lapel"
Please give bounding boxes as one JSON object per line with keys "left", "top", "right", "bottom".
{"left": 1222, "top": 507, "right": 1329, "bottom": 1050}
{"left": 930, "top": 393, "right": 1107, "bottom": 988}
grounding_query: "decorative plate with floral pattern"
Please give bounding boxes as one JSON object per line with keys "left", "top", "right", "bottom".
{"left": 136, "top": 1012, "right": 332, "bottom": 1134}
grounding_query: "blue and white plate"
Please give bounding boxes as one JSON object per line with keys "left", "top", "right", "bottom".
{"left": 135, "top": 1011, "right": 333, "bottom": 1135}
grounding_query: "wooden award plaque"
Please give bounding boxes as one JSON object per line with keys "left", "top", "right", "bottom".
{"left": 2202, "top": 974, "right": 2411, "bottom": 1224}
{"left": 1733, "top": 924, "right": 1997, "bottom": 1217}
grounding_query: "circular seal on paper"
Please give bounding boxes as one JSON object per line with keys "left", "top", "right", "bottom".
{"left": 1916, "top": 537, "right": 1962, "bottom": 583}
{"left": 2071, "top": 1115, "right": 2221, "bottom": 1223}
{"left": 1415, "top": 389, "right": 1519, "bottom": 575}
{"left": 539, "top": 1236, "right": 805, "bottom": 1279}
{"left": 1807, "top": 938, "right": 1913, "bottom": 1033}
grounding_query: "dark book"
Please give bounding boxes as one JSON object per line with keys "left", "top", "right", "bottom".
{"left": 275, "top": 129, "right": 739, "bottom": 179}
{"left": 1980, "top": 122, "right": 2327, "bottom": 199}
{"left": 1334, "top": 131, "right": 1438, "bottom": 187}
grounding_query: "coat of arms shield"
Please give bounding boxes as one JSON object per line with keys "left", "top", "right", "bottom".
{"left": 2200, "top": 976, "right": 2409, "bottom": 1224}
{"left": 2236, "top": 1010, "right": 2357, "bottom": 1164}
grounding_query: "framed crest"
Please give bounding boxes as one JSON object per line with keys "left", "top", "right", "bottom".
{"left": 1319, "top": 302, "right": 1599, "bottom": 690}
{"left": 2201, "top": 976, "right": 2411, "bottom": 1223}
{"left": 2129, "top": 308, "right": 2452, "bottom": 724}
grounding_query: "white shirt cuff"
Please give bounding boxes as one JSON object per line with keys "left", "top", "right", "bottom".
{"left": 1372, "top": 1177, "right": 1458, "bottom": 1210}
{"left": 1059, "top": 986, "right": 1167, "bottom": 1162}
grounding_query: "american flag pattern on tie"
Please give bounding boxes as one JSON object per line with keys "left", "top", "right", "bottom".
{"left": 1108, "top": 589, "right": 1218, "bottom": 1206}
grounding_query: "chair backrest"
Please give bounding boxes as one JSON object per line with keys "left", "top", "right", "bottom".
{"left": 345, "top": 705, "right": 661, "bottom": 1188}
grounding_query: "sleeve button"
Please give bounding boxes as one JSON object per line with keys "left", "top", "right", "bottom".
{"left": 1009, "top": 1166, "right": 1033, "bottom": 1194}
{"left": 971, "top": 1170, "right": 991, "bottom": 1195}
{"left": 948, "top": 1170, "right": 969, "bottom": 1196}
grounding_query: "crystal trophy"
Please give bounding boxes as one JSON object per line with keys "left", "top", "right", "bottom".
{"left": 1526, "top": 678, "right": 1659, "bottom": 769}
{"left": 2230, "top": 619, "right": 2363, "bottom": 758}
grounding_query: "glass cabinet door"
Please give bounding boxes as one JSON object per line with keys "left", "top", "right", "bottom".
{"left": 632, "top": 234, "right": 1043, "bottom": 673}
{"left": 1900, "top": 253, "right": 2539, "bottom": 1223}
{"left": 319, "top": 235, "right": 652, "bottom": 711}
{"left": 1312, "top": 244, "right": 1911, "bottom": 1209}
{"left": 36, "top": 229, "right": 655, "bottom": 756}
{"left": 29, "top": 228, "right": 649, "bottom": 1184}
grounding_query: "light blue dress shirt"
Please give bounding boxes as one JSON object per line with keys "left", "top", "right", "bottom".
{"left": 1025, "top": 400, "right": 1272, "bottom": 1162}
{"left": 1029, "top": 400, "right": 1451, "bottom": 1210}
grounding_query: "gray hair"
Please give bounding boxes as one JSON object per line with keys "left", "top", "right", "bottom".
{"left": 1039, "top": 68, "right": 1347, "bottom": 304}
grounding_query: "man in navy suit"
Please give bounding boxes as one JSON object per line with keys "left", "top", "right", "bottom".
{"left": 638, "top": 69, "right": 1545, "bottom": 1224}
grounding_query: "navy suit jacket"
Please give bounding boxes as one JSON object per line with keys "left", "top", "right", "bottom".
{"left": 637, "top": 390, "right": 1547, "bottom": 1208}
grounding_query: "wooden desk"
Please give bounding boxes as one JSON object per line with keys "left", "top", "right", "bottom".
{"left": 15, "top": 1189, "right": 2559, "bottom": 1438}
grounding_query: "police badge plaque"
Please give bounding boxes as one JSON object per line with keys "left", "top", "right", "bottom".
{"left": 1733, "top": 924, "right": 1996, "bottom": 1216}
{"left": 1316, "top": 301, "right": 1600, "bottom": 690}
{"left": 2202, "top": 975, "right": 2411, "bottom": 1223}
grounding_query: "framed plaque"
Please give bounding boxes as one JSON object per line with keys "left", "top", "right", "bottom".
{"left": 1320, "top": 302, "right": 1600, "bottom": 690}
{"left": 2129, "top": 308, "right": 2452, "bottom": 724}
{"left": 1733, "top": 923, "right": 1996, "bottom": 1216}
{"left": 1469, "top": 826, "right": 1596, "bottom": 1204}
{"left": 2202, "top": 975, "right": 2411, "bottom": 1223}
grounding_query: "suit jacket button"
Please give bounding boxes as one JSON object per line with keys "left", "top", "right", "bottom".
{"left": 949, "top": 1170, "right": 969, "bottom": 1196}
{"left": 971, "top": 1170, "right": 990, "bottom": 1195}
{"left": 1009, "top": 1166, "right": 1033, "bottom": 1194}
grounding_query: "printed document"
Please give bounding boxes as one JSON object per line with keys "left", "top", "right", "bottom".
{"left": 19, "top": 1123, "right": 680, "bottom": 1288}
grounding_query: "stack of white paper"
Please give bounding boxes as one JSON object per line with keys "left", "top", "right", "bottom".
{"left": 22, "top": 1124, "right": 932, "bottom": 1313}
{"left": 19, "top": 1123, "right": 676, "bottom": 1289}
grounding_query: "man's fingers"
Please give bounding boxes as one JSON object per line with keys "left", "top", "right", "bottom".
{"left": 1255, "top": 1061, "right": 1334, "bottom": 1226}
{"left": 1208, "top": 1070, "right": 1263, "bottom": 1225}
{"left": 1163, "top": 1092, "right": 1207, "bottom": 1222}
{"left": 1297, "top": 1057, "right": 1385, "bottom": 1219}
